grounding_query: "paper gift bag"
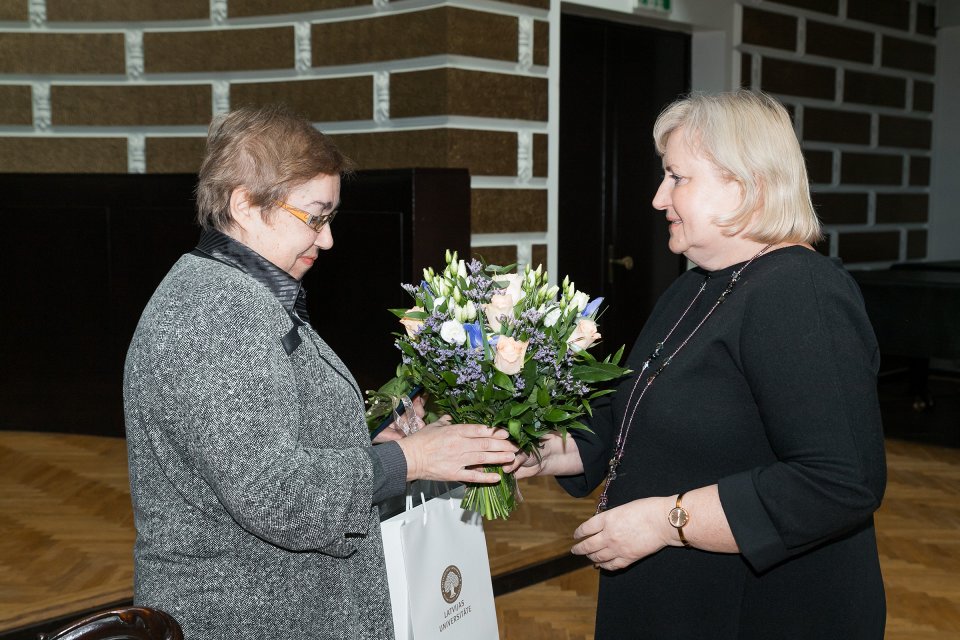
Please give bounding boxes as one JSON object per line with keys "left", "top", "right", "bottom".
{"left": 380, "top": 483, "right": 499, "bottom": 640}
{"left": 380, "top": 489, "right": 420, "bottom": 640}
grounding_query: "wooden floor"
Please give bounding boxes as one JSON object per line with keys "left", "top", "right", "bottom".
{"left": 2, "top": 431, "right": 959, "bottom": 638}
{"left": 0, "top": 432, "right": 135, "bottom": 633}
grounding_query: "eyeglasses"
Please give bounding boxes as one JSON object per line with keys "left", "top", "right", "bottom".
{"left": 274, "top": 200, "right": 338, "bottom": 232}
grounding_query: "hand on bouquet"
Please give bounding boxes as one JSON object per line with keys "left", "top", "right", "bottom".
{"left": 570, "top": 497, "right": 674, "bottom": 571}
{"left": 372, "top": 394, "right": 430, "bottom": 443}
{"left": 503, "top": 450, "right": 542, "bottom": 479}
{"left": 503, "top": 433, "right": 585, "bottom": 479}
{"left": 397, "top": 421, "right": 518, "bottom": 484}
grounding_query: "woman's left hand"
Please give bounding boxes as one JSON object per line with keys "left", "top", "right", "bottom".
{"left": 372, "top": 395, "right": 429, "bottom": 443}
{"left": 571, "top": 497, "right": 675, "bottom": 571}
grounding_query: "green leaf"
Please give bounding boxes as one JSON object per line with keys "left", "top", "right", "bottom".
{"left": 485, "top": 262, "right": 517, "bottom": 276}
{"left": 567, "top": 421, "right": 593, "bottom": 433}
{"left": 572, "top": 362, "right": 630, "bottom": 383}
{"left": 588, "top": 389, "right": 617, "bottom": 399}
{"left": 397, "top": 341, "right": 417, "bottom": 357}
{"left": 510, "top": 403, "right": 531, "bottom": 417}
{"left": 537, "top": 386, "right": 551, "bottom": 407}
{"left": 492, "top": 371, "right": 515, "bottom": 391}
{"left": 605, "top": 344, "right": 626, "bottom": 365}
{"left": 577, "top": 349, "right": 598, "bottom": 364}
{"left": 543, "top": 408, "right": 573, "bottom": 422}
{"left": 493, "top": 406, "right": 514, "bottom": 427}
{"left": 492, "top": 388, "right": 514, "bottom": 401}
{"left": 507, "top": 419, "right": 522, "bottom": 440}
{"left": 441, "top": 371, "right": 458, "bottom": 386}
{"left": 521, "top": 358, "right": 538, "bottom": 387}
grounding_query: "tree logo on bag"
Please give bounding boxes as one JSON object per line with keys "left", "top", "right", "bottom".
{"left": 440, "top": 565, "right": 462, "bottom": 603}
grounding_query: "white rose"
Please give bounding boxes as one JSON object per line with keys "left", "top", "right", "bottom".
{"left": 440, "top": 320, "right": 467, "bottom": 345}
{"left": 492, "top": 273, "right": 525, "bottom": 306}
{"left": 567, "top": 318, "right": 601, "bottom": 352}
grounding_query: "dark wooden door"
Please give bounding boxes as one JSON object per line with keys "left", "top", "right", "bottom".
{"left": 558, "top": 14, "right": 690, "bottom": 358}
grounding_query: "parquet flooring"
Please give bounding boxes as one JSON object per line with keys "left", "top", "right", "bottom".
{"left": 485, "top": 476, "right": 601, "bottom": 577}
{"left": 0, "top": 432, "right": 135, "bottom": 631}
{"left": 495, "top": 566, "right": 599, "bottom": 640}
{"left": 2, "top": 431, "right": 959, "bottom": 639}
{"left": 877, "top": 438, "right": 960, "bottom": 638}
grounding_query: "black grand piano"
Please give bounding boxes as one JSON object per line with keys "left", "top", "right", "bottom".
{"left": 851, "top": 261, "right": 960, "bottom": 413}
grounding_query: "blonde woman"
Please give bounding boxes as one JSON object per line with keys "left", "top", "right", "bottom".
{"left": 510, "top": 91, "right": 886, "bottom": 639}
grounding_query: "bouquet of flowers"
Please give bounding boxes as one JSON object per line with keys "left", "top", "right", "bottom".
{"left": 366, "top": 250, "right": 630, "bottom": 519}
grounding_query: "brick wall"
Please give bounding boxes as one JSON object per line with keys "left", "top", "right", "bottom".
{"left": 4, "top": 0, "right": 936, "bottom": 269}
{"left": 0, "top": 0, "right": 551, "bottom": 266}
{"left": 739, "top": 0, "right": 936, "bottom": 266}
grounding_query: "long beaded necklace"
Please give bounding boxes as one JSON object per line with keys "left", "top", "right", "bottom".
{"left": 595, "top": 244, "right": 772, "bottom": 514}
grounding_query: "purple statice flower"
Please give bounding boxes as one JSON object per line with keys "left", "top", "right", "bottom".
{"left": 401, "top": 283, "right": 420, "bottom": 298}
{"left": 462, "top": 261, "right": 497, "bottom": 304}
{"left": 453, "top": 350, "right": 485, "bottom": 387}
{"left": 505, "top": 307, "right": 545, "bottom": 339}
{"left": 551, "top": 351, "right": 589, "bottom": 396}
{"left": 527, "top": 329, "right": 557, "bottom": 368}
{"left": 513, "top": 375, "right": 526, "bottom": 397}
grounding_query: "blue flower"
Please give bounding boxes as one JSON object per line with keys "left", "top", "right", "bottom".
{"left": 581, "top": 296, "right": 604, "bottom": 317}
{"left": 464, "top": 322, "right": 484, "bottom": 350}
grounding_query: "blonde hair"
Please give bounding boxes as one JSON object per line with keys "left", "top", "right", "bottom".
{"left": 196, "top": 104, "right": 354, "bottom": 232}
{"left": 653, "top": 90, "right": 822, "bottom": 244}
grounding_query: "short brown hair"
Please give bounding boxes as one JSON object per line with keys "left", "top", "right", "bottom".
{"left": 653, "top": 90, "right": 822, "bottom": 245}
{"left": 196, "top": 104, "right": 355, "bottom": 232}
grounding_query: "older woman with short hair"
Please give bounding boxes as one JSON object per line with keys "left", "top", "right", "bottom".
{"left": 124, "top": 104, "right": 516, "bottom": 640}
{"left": 510, "top": 90, "right": 886, "bottom": 638}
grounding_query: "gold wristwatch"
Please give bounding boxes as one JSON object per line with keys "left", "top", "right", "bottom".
{"left": 668, "top": 492, "right": 691, "bottom": 547}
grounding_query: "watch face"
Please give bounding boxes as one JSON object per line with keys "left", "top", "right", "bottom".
{"left": 668, "top": 507, "right": 689, "bottom": 528}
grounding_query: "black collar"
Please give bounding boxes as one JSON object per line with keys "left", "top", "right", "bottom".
{"left": 192, "top": 229, "right": 310, "bottom": 324}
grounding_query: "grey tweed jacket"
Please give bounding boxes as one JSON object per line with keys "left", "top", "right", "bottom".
{"left": 124, "top": 252, "right": 393, "bottom": 639}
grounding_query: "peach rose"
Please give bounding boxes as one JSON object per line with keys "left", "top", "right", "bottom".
{"left": 567, "top": 318, "right": 601, "bottom": 352}
{"left": 399, "top": 306, "right": 425, "bottom": 338}
{"left": 484, "top": 293, "right": 515, "bottom": 332}
{"left": 494, "top": 336, "right": 529, "bottom": 375}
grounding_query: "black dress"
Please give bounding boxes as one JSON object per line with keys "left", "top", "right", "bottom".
{"left": 559, "top": 246, "right": 886, "bottom": 639}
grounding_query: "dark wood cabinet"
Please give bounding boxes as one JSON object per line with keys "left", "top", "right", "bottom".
{"left": 0, "top": 169, "right": 469, "bottom": 436}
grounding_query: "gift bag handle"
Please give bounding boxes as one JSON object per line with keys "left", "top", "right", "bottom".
{"left": 419, "top": 481, "right": 460, "bottom": 525}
